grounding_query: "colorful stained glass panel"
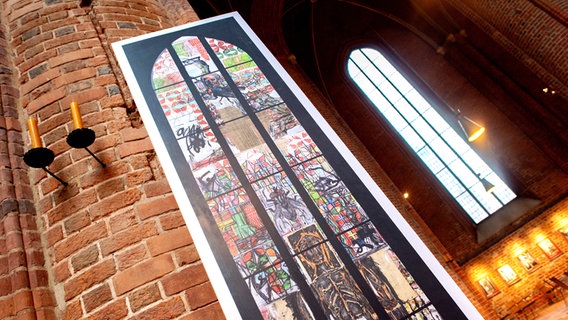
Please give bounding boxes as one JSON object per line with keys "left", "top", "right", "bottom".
{"left": 252, "top": 173, "right": 315, "bottom": 237}
{"left": 173, "top": 36, "right": 218, "bottom": 77}
{"left": 152, "top": 49, "right": 183, "bottom": 89}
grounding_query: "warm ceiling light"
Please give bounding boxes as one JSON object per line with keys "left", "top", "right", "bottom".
{"left": 403, "top": 192, "right": 409, "bottom": 199}
{"left": 455, "top": 109, "right": 486, "bottom": 142}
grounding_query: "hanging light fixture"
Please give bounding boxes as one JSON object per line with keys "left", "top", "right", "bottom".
{"left": 479, "top": 174, "right": 495, "bottom": 193}
{"left": 455, "top": 108, "right": 486, "bottom": 142}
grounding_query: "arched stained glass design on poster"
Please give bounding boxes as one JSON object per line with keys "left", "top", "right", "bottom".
{"left": 152, "top": 36, "right": 442, "bottom": 319}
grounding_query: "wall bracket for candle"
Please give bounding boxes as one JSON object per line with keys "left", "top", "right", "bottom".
{"left": 67, "top": 128, "right": 106, "bottom": 168}
{"left": 24, "top": 147, "right": 68, "bottom": 186}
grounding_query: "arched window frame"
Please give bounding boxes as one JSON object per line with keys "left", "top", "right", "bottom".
{"left": 346, "top": 45, "right": 517, "bottom": 225}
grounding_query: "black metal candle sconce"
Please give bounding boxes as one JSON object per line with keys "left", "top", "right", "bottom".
{"left": 24, "top": 146, "right": 68, "bottom": 187}
{"left": 66, "top": 127, "right": 106, "bottom": 168}
{"left": 24, "top": 102, "right": 106, "bottom": 187}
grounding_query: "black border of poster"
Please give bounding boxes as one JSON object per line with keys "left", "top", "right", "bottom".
{"left": 113, "top": 13, "right": 476, "bottom": 320}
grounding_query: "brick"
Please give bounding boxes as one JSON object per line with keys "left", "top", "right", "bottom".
{"left": 96, "top": 177, "right": 125, "bottom": 200}
{"left": 62, "top": 299, "right": 82, "bottom": 320}
{"left": 63, "top": 211, "right": 90, "bottom": 234}
{"left": 108, "top": 210, "right": 136, "bottom": 234}
{"left": 0, "top": 296, "right": 14, "bottom": 319}
{"left": 89, "top": 188, "right": 143, "bottom": 221}
{"left": 21, "top": 67, "right": 59, "bottom": 96}
{"left": 117, "top": 137, "right": 154, "bottom": 158}
{"left": 161, "top": 264, "right": 209, "bottom": 296}
{"left": 53, "top": 260, "right": 71, "bottom": 282}
{"left": 83, "top": 283, "right": 113, "bottom": 313}
{"left": 52, "top": 68, "right": 97, "bottom": 89}
{"left": 130, "top": 296, "right": 185, "bottom": 320}
{"left": 143, "top": 179, "right": 171, "bottom": 197}
{"left": 47, "top": 189, "right": 97, "bottom": 225}
{"left": 136, "top": 195, "right": 179, "bottom": 221}
{"left": 12, "top": 289, "right": 33, "bottom": 314}
{"left": 180, "top": 302, "right": 225, "bottom": 320}
{"left": 31, "top": 288, "right": 55, "bottom": 308}
{"left": 71, "top": 244, "right": 99, "bottom": 273}
{"left": 28, "top": 269, "right": 49, "bottom": 288}
{"left": 64, "top": 259, "right": 116, "bottom": 300}
{"left": 29, "top": 63, "right": 47, "bottom": 79}
{"left": 100, "top": 220, "right": 157, "bottom": 256}
{"left": 125, "top": 168, "right": 153, "bottom": 187}
{"left": 147, "top": 227, "right": 192, "bottom": 257}
{"left": 160, "top": 211, "right": 186, "bottom": 230}
{"left": 79, "top": 160, "right": 130, "bottom": 189}
{"left": 26, "top": 86, "right": 66, "bottom": 114}
{"left": 128, "top": 283, "right": 161, "bottom": 312}
{"left": 10, "top": 270, "right": 30, "bottom": 291}
{"left": 26, "top": 250, "right": 45, "bottom": 267}
{"left": 120, "top": 127, "right": 148, "bottom": 142}
{"left": 53, "top": 222, "right": 107, "bottom": 262}
{"left": 116, "top": 244, "right": 147, "bottom": 271}
{"left": 86, "top": 298, "right": 127, "bottom": 320}
{"left": 113, "top": 255, "right": 175, "bottom": 295}
{"left": 185, "top": 281, "right": 217, "bottom": 310}
{"left": 8, "top": 251, "right": 26, "bottom": 271}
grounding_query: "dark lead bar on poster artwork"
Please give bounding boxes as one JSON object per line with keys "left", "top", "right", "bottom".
{"left": 67, "top": 128, "right": 106, "bottom": 168}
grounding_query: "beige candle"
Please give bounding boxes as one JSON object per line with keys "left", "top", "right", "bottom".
{"left": 27, "top": 118, "right": 42, "bottom": 148}
{"left": 70, "top": 101, "right": 83, "bottom": 129}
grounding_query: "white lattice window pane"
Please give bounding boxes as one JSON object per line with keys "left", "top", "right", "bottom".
{"left": 411, "top": 117, "right": 437, "bottom": 144}
{"left": 393, "top": 98, "right": 419, "bottom": 123}
{"left": 448, "top": 159, "right": 477, "bottom": 188}
{"left": 429, "top": 137, "right": 458, "bottom": 165}
{"left": 367, "top": 90, "right": 391, "bottom": 112}
{"left": 389, "top": 72, "right": 413, "bottom": 95}
{"left": 383, "top": 106, "right": 408, "bottom": 131}
{"left": 348, "top": 63, "right": 363, "bottom": 82}
{"left": 422, "top": 108, "right": 450, "bottom": 134}
{"left": 361, "top": 64, "right": 388, "bottom": 87}
{"left": 361, "top": 47, "right": 380, "bottom": 62}
{"left": 486, "top": 173, "right": 517, "bottom": 203}
{"left": 405, "top": 89, "right": 430, "bottom": 113}
{"left": 400, "top": 126, "right": 425, "bottom": 151}
{"left": 459, "top": 149, "right": 487, "bottom": 173}
{"left": 351, "top": 70, "right": 376, "bottom": 95}
{"left": 417, "top": 146, "right": 445, "bottom": 175}
{"left": 368, "top": 51, "right": 397, "bottom": 77}
{"left": 378, "top": 80, "right": 402, "bottom": 103}
{"left": 441, "top": 129, "right": 469, "bottom": 155}
{"left": 349, "top": 50, "right": 371, "bottom": 71}
{"left": 455, "top": 192, "right": 488, "bottom": 223}
{"left": 436, "top": 168, "right": 466, "bottom": 197}
{"left": 470, "top": 182, "right": 503, "bottom": 212}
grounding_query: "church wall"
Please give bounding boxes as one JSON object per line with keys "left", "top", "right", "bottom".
{"left": 462, "top": 200, "right": 568, "bottom": 318}
{"left": 298, "top": 1, "right": 567, "bottom": 317}
{"left": 0, "top": 0, "right": 223, "bottom": 318}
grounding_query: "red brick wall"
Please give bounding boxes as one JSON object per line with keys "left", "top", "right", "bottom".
{"left": 0, "top": 0, "right": 224, "bottom": 319}
{"left": 1, "top": 6, "right": 58, "bottom": 318}
{"left": 446, "top": 0, "right": 568, "bottom": 98}
{"left": 463, "top": 201, "right": 568, "bottom": 318}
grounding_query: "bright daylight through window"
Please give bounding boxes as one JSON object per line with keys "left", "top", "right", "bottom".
{"left": 348, "top": 48, "right": 516, "bottom": 223}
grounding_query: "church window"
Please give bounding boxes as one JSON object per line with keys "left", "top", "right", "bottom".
{"left": 347, "top": 48, "right": 516, "bottom": 223}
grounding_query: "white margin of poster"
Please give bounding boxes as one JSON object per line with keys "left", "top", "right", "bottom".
{"left": 112, "top": 11, "right": 483, "bottom": 320}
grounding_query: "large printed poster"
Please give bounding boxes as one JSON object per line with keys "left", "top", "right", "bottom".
{"left": 112, "top": 13, "right": 480, "bottom": 320}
